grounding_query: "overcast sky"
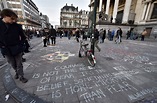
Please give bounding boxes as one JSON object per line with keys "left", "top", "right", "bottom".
{"left": 32, "top": 0, "right": 90, "bottom": 26}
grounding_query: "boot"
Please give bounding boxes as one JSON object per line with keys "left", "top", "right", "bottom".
{"left": 14, "top": 73, "right": 19, "bottom": 79}
{"left": 20, "top": 76, "right": 28, "bottom": 83}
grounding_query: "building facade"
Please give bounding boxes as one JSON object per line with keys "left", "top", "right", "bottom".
{"left": 80, "top": 10, "right": 89, "bottom": 28}
{"left": 40, "top": 13, "right": 50, "bottom": 29}
{"left": 89, "top": 0, "right": 157, "bottom": 37}
{"left": 60, "top": 3, "right": 89, "bottom": 29}
{"left": 0, "top": 0, "right": 41, "bottom": 29}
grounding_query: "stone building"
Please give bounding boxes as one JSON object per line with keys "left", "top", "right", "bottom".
{"left": 40, "top": 13, "right": 50, "bottom": 29}
{"left": 60, "top": 3, "right": 89, "bottom": 29}
{"left": 89, "top": 0, "right": 157, "bottom": 38}
{"left": 0, "top": 0, "right": 41, "bottom": 29}
{"left": 80, "top": 10, "right": 89, "bottom": 28}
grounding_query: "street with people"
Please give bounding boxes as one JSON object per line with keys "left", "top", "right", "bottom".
{"left": 1, "top": 35, "right": 157, "bottom": 103}
{"left": 0, "top": 0, "right": 157, "bottom": 102}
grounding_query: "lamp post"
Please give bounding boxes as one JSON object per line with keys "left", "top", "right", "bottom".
{"left": 90, "top": 0, "right": 98, "bottom": 55}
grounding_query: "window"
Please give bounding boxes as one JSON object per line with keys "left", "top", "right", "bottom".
{"left": 151, "top": 3, "right": 157, "bottom": 19}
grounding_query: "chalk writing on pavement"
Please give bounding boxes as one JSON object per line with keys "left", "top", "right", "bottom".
{"left": 32, "top": 63, "right": 139, "bottom": 102}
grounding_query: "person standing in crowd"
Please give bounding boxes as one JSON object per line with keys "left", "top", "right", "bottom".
{"left": 49, "top": 25, "right": 57, "bottom": 45}
{"left": 108, "top": 29, "right": 112, "bottom": 41}
{"left": 111, "top": 30, "right": 115, "bottom": 41}
{"left": 129, "top": 28, "right": 134, "bottom": 40}
{"left": 0, "top": 9, "right": 28, "bottom": 83}
{"left": 115, "top": 27, "right": 123, "bottom": 44}
{"left": 42, "top": 29, "right": 48, "bottom": 47}
{"left": 58, "top": 30, "right": 63, "bottom": 38}
{"left": 102, "top": 29, "right": 106, "bottom": 43}
{"left": 126, "top": 30, "right": 131, "bottom": 40}
{"left": 94, "top": 29, "right": 101, "bottom": 52}
{"left": 99, "top": 28, "right": 104, "bottom": 43}
{"left": 141, "top": 29, "right": 147, "bottom": 41}
{"left": 75, "top": 28, "right": 80, "bottom": 42}
{"left": 68, "top": 29, "right": 72, "bottom": 40}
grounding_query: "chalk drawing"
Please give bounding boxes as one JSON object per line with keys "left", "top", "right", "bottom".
{"left": 30, "top": 100, "right": 36, "bottom": 103}
{"left": 51, "top": 90, "right": 61, "bottom": 98}
{"left": 80, "top": 89, "right": 106, "bottom": 103}
{"left": 11, "top": 88, "right": 29, "bottom": 102}
{"left": 128, "top": 87, "right": 157, "bottom": 101}
{"left": 55, "top": 73, "right": 75, "bottom": 80}
{"left": 32, "top": 73, "right": 40, "bottom": 79}
{"left": 123, "top": 55, "right": 149, "bottom": 64}
{"left": 4, "top": 74, "right": 12, "bottom": 84}
{"left": 41, "top": 51, "right": 75, "bottom": 62}
{"left": 54, "top": 63, "right": 84, "bottom": 70}
{"left": 37, "top": 81, "right": 69, "bottom": 92}
{"left": 142, "top": 66, "right": 157, "bottom": 73}
{"left": 33, "top": 63, "right": 140, "bottom": 103}
{"left": 145, "top": 61, "right": 157, "bottom": 65}
{"left": 113, "top": 65, "right": 128, "bottom": 71}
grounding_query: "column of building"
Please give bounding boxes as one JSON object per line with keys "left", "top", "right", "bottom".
{"left": 112, "top": 0, "right": 119, "bottom": 23}
{"left": 105, "top": 0, "right": 110, "bottom": 15}
{"left": 99, "top": 0, "right": 103, "bottom": 12}
{"left": 98, "top": 0, "right": 111, "bottom": 14}
{"left": 122, "top": 0, "right": 132, "bottom": 23}
{"left": 145, "top": 1, "right": 151, "bottom": 20}
{"left": 141, "top": 3, "right": 148, "bottom": 20}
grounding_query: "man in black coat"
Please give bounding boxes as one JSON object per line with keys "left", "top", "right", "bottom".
{"left": 49, "top": 25, "right": 57, "bottom": 45}
{"left": 115, "top": 27, "right": 123, "bottom": 44}
{"left": 0, "top": 9, "right": 28, "bottom": 83}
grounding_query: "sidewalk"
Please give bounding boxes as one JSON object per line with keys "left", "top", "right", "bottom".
{"left": 2, "top": 37, "right": 157, "bottom": 103}
{"left": 2, "top": 37, "right": 46, "bottom": 103}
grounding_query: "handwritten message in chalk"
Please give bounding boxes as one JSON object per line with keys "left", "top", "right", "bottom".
{"left": 32, "top": 63, "right": 139, "bottom": 102}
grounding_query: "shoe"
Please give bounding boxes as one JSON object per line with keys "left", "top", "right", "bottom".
{"left": 43, "top": 45, "right": 47, "bottom": 47}
{"left": 14, "top": 73, "right": 19, "bottom": 79}
{"left": 20, "top": 77, "right": 28, "bottom": 83}
{"left": 22, "top": 58, "right": 26, "bottom": 62}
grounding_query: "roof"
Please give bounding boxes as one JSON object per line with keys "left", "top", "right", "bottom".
{"left": 61, "top": 4, "right": 78, "bottom": 12}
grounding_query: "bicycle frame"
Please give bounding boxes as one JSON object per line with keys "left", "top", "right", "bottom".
{"left": 79, "top": 40, "right": 96, "bottom": 67}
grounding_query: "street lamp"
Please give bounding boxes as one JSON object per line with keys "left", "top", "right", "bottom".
{"left": 90, "top": 0, "right": 98, "bottom": 55}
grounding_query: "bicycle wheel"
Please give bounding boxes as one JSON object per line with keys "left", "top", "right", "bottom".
{"left": 87, "top": 51, "right": 96, "bottom": 67}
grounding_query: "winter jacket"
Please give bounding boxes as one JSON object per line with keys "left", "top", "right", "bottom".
{"left": 0, "top": 19, "right": 26, "bottom": 47}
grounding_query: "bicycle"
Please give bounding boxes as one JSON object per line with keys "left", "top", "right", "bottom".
{"left": 78, "top": 40, "right": 96, "bottom": 67}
